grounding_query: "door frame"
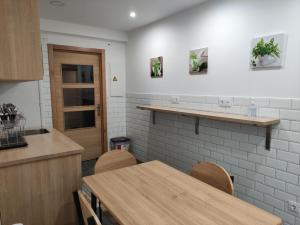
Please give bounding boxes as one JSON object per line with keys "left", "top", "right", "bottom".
{"left": 47, "top": 44, "right": 108, "bottom": 154}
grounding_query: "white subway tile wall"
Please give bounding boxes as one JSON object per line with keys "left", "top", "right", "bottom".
{"left": 40, "top": 33, "right": 126, "bottom": 145}
{"left": 40, "top": 34, "right": 53, "bottom": 128}
{"left": 126, "top": 93, "right": 300, "bottom": 225}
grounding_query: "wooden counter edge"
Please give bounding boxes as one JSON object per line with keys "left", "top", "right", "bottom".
{"left": 0, "top": 149, "right": 83, "bottom": 169}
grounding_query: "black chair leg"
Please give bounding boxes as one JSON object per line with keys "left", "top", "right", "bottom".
{"left": 99, "top": 204, "right": 103, "bottom": 222}
{"left": 91, "top": 193, "right": 103, "bottom": 222}
{"left": 91, "top": 193, "right": 97, "bottom": 213}
{"left": 73, "top": 191, "right": 85, "bottom": 225}
{"left": 87, "top": 217, "right": 96, "bottom": 225}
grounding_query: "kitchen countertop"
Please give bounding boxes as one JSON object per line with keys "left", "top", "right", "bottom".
{"left": 0, "top": 128, "right": 84, "bottom": 168}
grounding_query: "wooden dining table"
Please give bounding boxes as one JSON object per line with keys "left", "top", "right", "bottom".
{"left": 83, "top": 160, "right": 282, "bottom": 225}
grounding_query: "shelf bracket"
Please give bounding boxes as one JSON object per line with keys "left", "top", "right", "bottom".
{"left": 195, "top": 117, "right": 199, "bottom": 135}
{"left": 265, "top": 125, "right": 272, "bottom": 150}
{"left": 152, "top": 111, "right": 156, "bottom": 125}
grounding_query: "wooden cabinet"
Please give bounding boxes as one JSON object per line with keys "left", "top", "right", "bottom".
{"left": 0, "top": 129, "right": 84, "bottom": 225}
{"left": 0, "top": 155, "right": 82, "bottom": 225}
{"left": 0, "top": 0, "right": 43, "bottom": 81}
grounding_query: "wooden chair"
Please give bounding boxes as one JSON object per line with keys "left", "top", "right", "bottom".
{"left": 94, "top": 150, "right": 137, "bottom": 174}
{"left": 93, "top": 150, "right": 137, "bottom": 224}
{"left": 74, "top": 191, "right": 102, "bottom": 225}
{"left": 191, "top": 162, "right": 234, "bottom": 195}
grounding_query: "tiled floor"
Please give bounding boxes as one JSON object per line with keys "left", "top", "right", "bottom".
{"left": 82, "top": 160, "right": 113, "bottom": 225}
{"left": 81, "top": 159, "right": 95, "bottom": 203}
{"left": 82, "top": 159, "right": 97, "bottom": 177}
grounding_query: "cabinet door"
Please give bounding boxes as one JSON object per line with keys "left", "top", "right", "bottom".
{"left": 0, "top": 0, "right": 43, "bottom": 81}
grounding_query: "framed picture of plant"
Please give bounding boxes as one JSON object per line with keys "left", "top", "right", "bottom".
{"left": 189, "top": 48, "right": 208, "bottom": 74}
{"left": 250, "top": 33, "right": 285, "bottom": 69}
{"left": 150, "top": 56, "right": 163, "bottom": 78}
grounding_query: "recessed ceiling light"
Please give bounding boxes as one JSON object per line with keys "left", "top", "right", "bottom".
{"left": 130, "top": 11, "right": 136, "bottom": 18}
{"left": 49, "top": 0, "right": 65, "bottom": 7}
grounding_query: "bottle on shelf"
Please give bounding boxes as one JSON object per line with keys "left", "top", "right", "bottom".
{"left": 248, "top": 100, "right": 257, "bottom": 117}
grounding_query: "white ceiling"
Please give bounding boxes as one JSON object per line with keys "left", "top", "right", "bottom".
{"left": 39, "top": 0, "right": 207, "bottom": 31}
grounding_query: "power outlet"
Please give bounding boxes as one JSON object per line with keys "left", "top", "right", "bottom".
{"left": 219, "top": 97, "right": 232, "bottom": 108}
{"left": 171, "top": 96, "right": 180, "bottom": 104}
{"left": 288, "top": 201, "right": 300, "bottom": 214}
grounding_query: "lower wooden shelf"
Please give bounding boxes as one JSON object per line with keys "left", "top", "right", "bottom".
{"left": 137, "top": 105, "right": 280, "bottom": 150}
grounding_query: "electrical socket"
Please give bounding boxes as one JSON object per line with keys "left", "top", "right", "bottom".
{"left": 171, "top": 96, "right": 180, "bottom": 104}
{"left": 288, "top": 201, "right": 300, "bottom": 214}
{"left": 219, "top": 97, "right": 232, "bottom": 108}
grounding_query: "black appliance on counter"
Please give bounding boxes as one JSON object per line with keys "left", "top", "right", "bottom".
{"left": 0, "top": 103, "right": 26, "bottom": 150}
{"left": 0, "top": 103, "right": 51, "bottom": 151}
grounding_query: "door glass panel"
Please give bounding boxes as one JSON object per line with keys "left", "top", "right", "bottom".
{"left": 62, "top": 64, "right": 94, "bottom": 83}
{"left": 63, "top": 88, "right": 95, "bottom": 107}
{"left": 64, "top": 110, "right": 95, "bottom": 130}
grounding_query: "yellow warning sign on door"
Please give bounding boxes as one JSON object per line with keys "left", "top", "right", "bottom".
{"left": 112, "top": 76, "right": 118, "bottom": 82}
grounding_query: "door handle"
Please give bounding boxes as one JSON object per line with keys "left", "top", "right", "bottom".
{"left": 97, "top": 104, "right": 101, "bottom": 116}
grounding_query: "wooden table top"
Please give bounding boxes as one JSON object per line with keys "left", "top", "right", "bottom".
{"left": 83, "top": 161, "right": 282, "bottom": 225}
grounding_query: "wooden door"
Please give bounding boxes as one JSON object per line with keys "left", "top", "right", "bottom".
{"left": 50, "top": 49, "right": 105, "bottom": 161}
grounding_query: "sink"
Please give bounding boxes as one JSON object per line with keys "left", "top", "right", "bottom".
{"left": 24, "top": 129, "right": 49, "bottom": 136}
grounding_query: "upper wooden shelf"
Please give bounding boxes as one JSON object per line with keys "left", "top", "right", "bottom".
{"left": 137, "top": 105, "right": 280, "bottom": 127}
{"left": 137, "top": 105, "right": 280, "bottom": 150}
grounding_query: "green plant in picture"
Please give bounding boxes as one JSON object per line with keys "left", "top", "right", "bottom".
{"left": 151, "top": 58, "right": 162, "bottom": 77}
{"left": 252, "top": 38, "right": 280, "bottom": 58}
{"left": 190, "top": 48, "right": 208, "bottom": 73}
{"left": 199, "top": 61, "right": 208, "bottom": 71}
{"left": 190, "top": 51, "right": 199, "bottom": 72}
{"left": 251, "top": 38, "right": 280, "bottom": 67}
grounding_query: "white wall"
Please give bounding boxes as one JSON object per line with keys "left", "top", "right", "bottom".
{"left": 126, "top": 0, "right": 300, "bottom": 98}
{"left": 0, "top": 20, "right": 127, "bottom": 141}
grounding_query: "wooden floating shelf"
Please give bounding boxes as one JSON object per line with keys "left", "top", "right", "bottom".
{"left": 137, "top": 105, "right": 280, "bottom": 126}
{"left": 137, "top": 105, "right": 280, "bottom": 150}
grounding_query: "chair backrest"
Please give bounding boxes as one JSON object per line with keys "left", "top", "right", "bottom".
{"left": 191, "top": 162, "right": 234, "bottom": 195}
{"left": 78, "top": 191, "right": 102, "bottom": 225}
{"left": 94, "top": 150, "right": 137, "bottom": 174}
